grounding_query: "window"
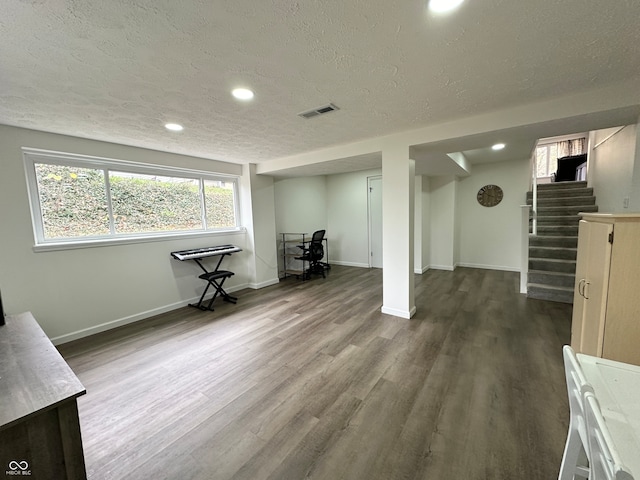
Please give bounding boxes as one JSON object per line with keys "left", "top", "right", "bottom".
{"left": 24, "top": 149, "right": 241, "bottom": 248}
{"left": 535, "top": 143, "right": 558, "bottom": 179}
{"left": 535, "top": 136, "right": 587, "bottom": 179}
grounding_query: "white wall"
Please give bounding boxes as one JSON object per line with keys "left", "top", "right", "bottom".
{"left": 273, "top": 176, "right": 328, "bottom": 234}
{"left": 327, "top": 169, "right": 381, "bottom": 267}
{"left": 0, "top": 125, "right": 259, "bottom": 343}
{"left": 241, "top": 164, "right": 279, "bottom": 289}
{"left": 630, "top": 117, "right": 640, "bottom": 212}
{"left": 414, "top": 175, "right": 430, "bottom": 274}
{"left": 420, "top": 176, "right": 431, "bottom": 272}
{"left": 429, "top": 176, "right": 457, "bottom": 270}
{"left": 589, "top": 125, "right": 637, "bottom": 213}
{"left": 273, "top": 176, "right": 328, "bottom": 274}
{"left": 273, "top": 169, "right": 382, "bottom": 269}
{"left": 457, "top": 158, "right": 530, "bottom": 271}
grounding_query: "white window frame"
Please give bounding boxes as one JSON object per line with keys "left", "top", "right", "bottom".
{"left": 535, "top": 133, "right": 588, "bottom": 179}
{"left": 23, "top": 148, "right": 243, "bottom": 251}
{"left": 535, "top": 143, "right": 558, "bottom": 179}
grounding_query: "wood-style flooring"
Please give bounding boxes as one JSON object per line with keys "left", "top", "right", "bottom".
{"left": 58, "top": 266, "right": 573, "bottom": 480}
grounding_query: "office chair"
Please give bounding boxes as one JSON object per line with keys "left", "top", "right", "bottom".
{"left": 296, "top": 229, "right": 326, "bottom": 279}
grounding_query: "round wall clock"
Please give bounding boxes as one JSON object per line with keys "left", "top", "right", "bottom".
{"left": 477, "top": 184, "right": 503, "bottom": 207}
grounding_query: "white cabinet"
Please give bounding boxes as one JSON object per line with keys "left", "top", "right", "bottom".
{"left": 571, "top": 213, "right": 640, "bottom": 366}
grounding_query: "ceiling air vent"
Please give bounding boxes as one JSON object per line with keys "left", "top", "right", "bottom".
{"left": 298, "top": 103, "right": 339, "bottom": 119}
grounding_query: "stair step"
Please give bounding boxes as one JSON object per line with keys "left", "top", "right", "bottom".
{"left": 529, "top": 257, "right": 576, "bottom": 273}
{"left": 528, "top": 270, "right": 575, "bottom": 288}
{"left": 529, "top": 246, "right": 577, "bottom": 260}
{"left": 535, "top": 225, "right": 579, "bottom": 236}
{"left": 526, "top": 179, "right": 591, "bottom": 303}
{"left": 526, "top": 196, "right": 596, "bottom": 207}
{"left": 527, "top": 283, "right": 574, "bottom": 304}
{"left": 536, "top": 181, "right": 587, "bottom": 190}
{"left": 529, "top": 235, "right": 578, "bottom": 248}
{"left": 535, "top": 215, "right": 581, "bottom": 226}
{"left": 537, "top": 205, "right": 598, "bottom": 216}
{"left": 526, "top": 187, "right": 593, "bottom": 199}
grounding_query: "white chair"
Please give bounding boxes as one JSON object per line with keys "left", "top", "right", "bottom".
{"left": 559, "top": 345, "right": 594, "bottom": 480}
{"left": 583, "top": 391, "right": 635, "bottom": 480}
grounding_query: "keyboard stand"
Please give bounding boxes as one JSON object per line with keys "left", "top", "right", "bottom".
{"left": 189, "top": 255, "right": 237, "bottom": 311}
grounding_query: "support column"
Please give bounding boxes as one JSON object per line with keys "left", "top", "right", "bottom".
{"left": 381, "top": 144, "right": 416, "bottom": 318}
{"left": 240, "top": 164, "right": 279, "bottom": 289}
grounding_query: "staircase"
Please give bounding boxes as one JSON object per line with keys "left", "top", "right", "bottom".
{"left": 526, "top": 181, "right": 597, "bottom": 303}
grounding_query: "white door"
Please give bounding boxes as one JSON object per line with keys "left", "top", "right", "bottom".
{"left": 368, "top": 176, "right": 383, "bottom": 268}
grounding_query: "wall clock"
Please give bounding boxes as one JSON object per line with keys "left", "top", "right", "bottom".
{"left": 477, "top": 184, "right": 503, "bottom": 207}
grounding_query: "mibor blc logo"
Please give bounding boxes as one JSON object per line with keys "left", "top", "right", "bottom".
{"left": 5, "top": 460, "right": 31, "bottom": 476}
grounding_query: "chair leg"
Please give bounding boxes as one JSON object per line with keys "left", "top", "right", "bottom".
{"left": 558, "top": 426, "right": 588, "bottom": 480}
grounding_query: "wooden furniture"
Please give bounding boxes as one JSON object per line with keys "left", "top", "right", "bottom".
{"left": 571, "top": 213, "right": 640, "bottom": 366}
{"left": 0, "top": 312, "right": 87, "bottom": 479}
{"left": 577, "top": 352, "right": 640, "bottom": 478}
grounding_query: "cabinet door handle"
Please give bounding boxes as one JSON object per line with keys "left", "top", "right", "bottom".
{"left": 583, "top": 280, "right": 590, "bottom": 300}
{"left": 578, "top": 279, "right": 585, "bottom": 298}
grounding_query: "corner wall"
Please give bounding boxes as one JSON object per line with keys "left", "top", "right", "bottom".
{"left": 589, "top": 124, "right": 638, "bottom": 213}
{"left": 429, "top": 176, "right": 457, "bottom": 270}
{"left": 327, "top": 169, "right": 381, "bottom": 267}
{"left": 272, "top": 169, "right": 382, "bottom": 269}
{"left": 457, "top": 158, "right": 530, "bottom": 271}
{"left": 0, "top": 125, "right": 254, "bottom": 343}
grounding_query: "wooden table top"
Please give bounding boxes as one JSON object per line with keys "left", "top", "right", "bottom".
{"left": 0, "top": 312, "right": 85, "bottom": 430}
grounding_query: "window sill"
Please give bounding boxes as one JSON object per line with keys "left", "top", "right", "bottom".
{"left": 32, "top": 228, "right": 246, "bottom": 252}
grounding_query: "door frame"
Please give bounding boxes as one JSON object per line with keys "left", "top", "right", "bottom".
{"left": 367, "top": 175, "right": 382, "bottom": 268}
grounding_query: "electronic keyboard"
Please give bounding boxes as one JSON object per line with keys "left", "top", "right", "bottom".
{"left": 170, "top": 244, "right": 241, "bottom": 261}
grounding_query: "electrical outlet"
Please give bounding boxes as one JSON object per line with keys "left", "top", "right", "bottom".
{"left": 623, "top": 196, "right": 630, "bottom": 209}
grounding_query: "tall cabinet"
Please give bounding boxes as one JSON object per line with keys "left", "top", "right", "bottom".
{"left": 571, "top": 213, "right": 640, "bottom": 366}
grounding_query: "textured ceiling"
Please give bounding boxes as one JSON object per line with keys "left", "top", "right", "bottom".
{"left": 1, "top": 0, "right": 640, "bottom": 170}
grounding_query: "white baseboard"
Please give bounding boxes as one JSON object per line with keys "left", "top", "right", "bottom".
{"left": 414, "top": 265, "right": 430, "bottom": 274}
{"left": 456, "top": 262, "right": 520, "bottom": 272}
{"left": 429, "top": 264, "right": 455, "bottom": 271}
{"left": 248, "top": 278, "right": 280, "bottom": 289}
{"left": 329, "top": 260, "right": 371, "bottom": 268}
{"left": 50, "top": 298, "right": 195, "bottom": 345}
{"left": 50, "top": 282, "right": 258, "bottom": 346}
{"left": 381, "top": 305, "right": 417, "bottom": 319}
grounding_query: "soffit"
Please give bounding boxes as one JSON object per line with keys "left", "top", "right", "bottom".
{"left": 1, "top": 0, "right": 639, "bottom": 168}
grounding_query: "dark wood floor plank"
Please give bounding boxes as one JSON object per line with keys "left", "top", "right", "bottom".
{"left": 264, "top": 392, "right": 363, "bottom": 480}
{"left": 57, "top": 265, "right": 572, "bottom": 480}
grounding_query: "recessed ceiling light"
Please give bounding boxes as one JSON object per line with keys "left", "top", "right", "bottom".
{"left": 492, "top": 143, "right": 506, "bottom": 150}
{"left": 428, "top": 0, "right": 464, "bottom": 13}
{"left": 165, "top": 123, "right": 183, "bottom": 132}
{"left": 232, "top": 88, "right": 254, "bottom": 101}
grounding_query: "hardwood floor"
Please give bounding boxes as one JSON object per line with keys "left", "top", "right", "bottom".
{"left": 58, "top": 266, "right": 573, "bottom": 480}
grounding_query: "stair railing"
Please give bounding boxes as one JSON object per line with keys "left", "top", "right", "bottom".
{"left": 531, "top": 150, "right": 538, "bottom": 236}
{"left": 520, "top": 204, "right": 530, "bottom": 294}
{"left": 520, "top": 149, "right": 538, "bottom": 294}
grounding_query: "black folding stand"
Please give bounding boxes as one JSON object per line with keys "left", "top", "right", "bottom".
{"left": 190, "top": 254, "right": 237, "bottom": 311}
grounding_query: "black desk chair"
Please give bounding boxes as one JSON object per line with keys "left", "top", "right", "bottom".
{"left": 296, "top": 229, "right": 326, "bottom": 279}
